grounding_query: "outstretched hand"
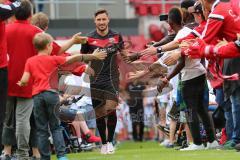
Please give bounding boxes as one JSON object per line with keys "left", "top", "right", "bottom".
{"left": 138, "top": 46, "right": 157, "bottom": 56}
{"left": 92, "top": 48, "right": 107, "bottom": 60}
{"left": 71, "top": 32, "right": 88, "bottom": 44}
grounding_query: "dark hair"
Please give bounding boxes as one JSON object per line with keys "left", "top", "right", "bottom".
{"left": 94, "top": 9, "right": 108, "bottom": 17}
{"left": 168, "top": 7, "right": 183, "bottom": 26}
{"left": 181, "top": 0, "right": 195, "bottom": 9}
{"left": 15, "top": 0, "right": 33, "bottom": 20}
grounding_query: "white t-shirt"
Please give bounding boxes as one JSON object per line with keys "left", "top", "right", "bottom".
{"left": 175, "top": 27, "right": 206, "bottom": 81}
{"left": 64, "top": 73, "right": 92, "bottom": 106}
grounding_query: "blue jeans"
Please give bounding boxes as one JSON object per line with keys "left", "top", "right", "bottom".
{"left": 33, "top": 91, "right": 66, "bottom": 160}
{"left": 215, "top": 88, "right": 233, "bottom": 140}
{"left": 230, "top": 87, "right": 240, "bottom": 144}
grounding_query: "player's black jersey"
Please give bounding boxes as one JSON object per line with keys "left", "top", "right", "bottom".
{"left": 81, "top": 29, "right": 123, "bottom": 85}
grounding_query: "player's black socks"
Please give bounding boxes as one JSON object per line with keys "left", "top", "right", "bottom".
{"left": 107, "top": 110, "right": 117, "bottom": 143}
{"left": 96, "top": 116, "right": 107, "bottom": 144}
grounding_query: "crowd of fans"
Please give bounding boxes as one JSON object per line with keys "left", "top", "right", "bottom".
{"left": 1, "top": 0, "right": 240, "bottom": 160}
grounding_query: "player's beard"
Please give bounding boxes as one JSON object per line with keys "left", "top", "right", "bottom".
{"left": 97, "top": 25, "right": 108, "bottom": 33}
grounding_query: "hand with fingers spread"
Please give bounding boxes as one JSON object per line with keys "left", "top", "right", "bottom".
{"left": 163, "top": 50, "right": 181, "bottom": 66}
{"left": 216, "top": 38, "right": 228, "bottom": 48}
{"left": 92, "top": 48, "right": 107, "bottom": 60}
{"left": 127, "top": 70, "right": 148, "bottom": 81}
{"left": 122, "top": 52, "right": 141, "bottom": 63}
{"left": 71, "top": 32, "right": 88, "bottom": 44}
{"left": 139, "top": 45, "right": 157, "bottom": 56}
{"left": 84, "top": 66, "right": 95, "bottom": 76}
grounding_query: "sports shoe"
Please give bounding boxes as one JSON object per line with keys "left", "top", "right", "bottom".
{"left": 219, "top": 128, "right": 227, "bottom": 145}
{"left": 58, "top": 156, "right": 68, "bottom": 160}
{"left": 160, "top": 139, "right": 170, "bottom": 146}
{"left": 180, "top": 144, "right": 205, "bottom": 151}
{"left": 100, "top": 144, "right": 108, "bottom": 154}
{"left": 107, "top": 142, "right": 115, "bottom": 154}
{"left": 206, "top": 140, "right": 220, "bottom": 149}
{"left": 223, "top": 140, "right": 236, "bottom": 150}
{"left": 165, "top": 143, "right": 174, "bottom": 148}
{"left": 82, "top": 131, "right": 101, "bottom": 143}
{"left": 235, "top": 143, "right": 240, "bottom": 151}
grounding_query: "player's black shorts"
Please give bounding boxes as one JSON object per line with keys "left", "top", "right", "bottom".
{"left": 90, "top": 81, "right": 119, "bottom": 109}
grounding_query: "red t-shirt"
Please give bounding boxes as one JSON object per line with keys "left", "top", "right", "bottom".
{"left": 0, "top": 20, "right": 7, "bottom": 68}
{"left": 24, "top": 55, "right": 66, "bottom": 96}
{"left": 6, "top": 20, "right": 62, "bottom": 98}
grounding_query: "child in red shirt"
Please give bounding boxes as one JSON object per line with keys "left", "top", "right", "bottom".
{"left": 18, "top": 32, "right": 106, "bottom": 160}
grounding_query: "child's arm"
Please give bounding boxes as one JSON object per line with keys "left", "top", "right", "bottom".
{"left": 65, "top": 48, "right": 107, "bottom": 64}
{"left": 17, "top": 72, "right": 30, "bottom": 87}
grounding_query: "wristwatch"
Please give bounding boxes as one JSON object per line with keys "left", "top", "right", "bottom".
{"left": 156, "top": 47, "right": 162, "bottom": 53}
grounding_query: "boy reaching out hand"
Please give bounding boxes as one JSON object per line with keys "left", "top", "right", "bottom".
{"left": 17, "top": 32, "right": 106, "bottom": 160}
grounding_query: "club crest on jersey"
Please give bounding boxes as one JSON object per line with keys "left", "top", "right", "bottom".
{"left": 92, "top": 40, "right": 97, "bottom": 44}
{"left": 109, "top": 38, "right": 116, "bottom": 43}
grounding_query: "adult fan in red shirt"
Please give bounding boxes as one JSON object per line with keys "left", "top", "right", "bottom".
{"left": 2, "top": 1, "right": 88, "bottom": 159}
{"left": 0, "top": 0, "right": 21, "bottom": 154}
{"left": 189, "top": 0, "right": 240, "bottom": 149}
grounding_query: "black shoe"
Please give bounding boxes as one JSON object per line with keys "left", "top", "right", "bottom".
{"left": 235, "top": 143, "right": 240, "bottom": 151}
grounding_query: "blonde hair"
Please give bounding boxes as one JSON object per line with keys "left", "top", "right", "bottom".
{"left": 33, "top": 32, "right": 53, "bottom": 51}
{"left": 31, "top": 12, "right": 49, "bottom": 30}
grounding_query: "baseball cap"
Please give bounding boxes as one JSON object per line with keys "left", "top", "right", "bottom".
{"left": 188, "top": 1, "right": 203, "bottom": 14}
{"left": 180, "top": 0, "right": 195, "bottom": 10}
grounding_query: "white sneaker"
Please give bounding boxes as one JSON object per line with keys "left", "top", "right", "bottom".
{"left": 100, "top": 144, "right": 108, "bottom": 154}
{"left": 160, "top": 139, "right": 170, "bottom": 146}
{"left": 107, "top": 142, "right": 115, "bottom": 154}
{"left": 206, "top": 140, "right": 220, "bottom": 149}
{"left": 180, "top": 144, "right": 205, "bottom": 151}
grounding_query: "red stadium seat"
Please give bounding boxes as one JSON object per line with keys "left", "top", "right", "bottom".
{"left": 129, "top": 35, "right": 147, "bottom": 51}
{"left": 135, "top": 4, "right": 148, "bottom": 16}
{"left": 149, "top": 4, "right": 161, "bottom": 16}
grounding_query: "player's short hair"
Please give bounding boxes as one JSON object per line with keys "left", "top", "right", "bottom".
{"left": 33, "top": 33, "right": 53, "bottom": 51}
{"left": 94, "top": 9, "right": 109, "bottom": 17}
{"left": 15, "top": 0, "right": 33, "bottom": 20}
{"left": 31, "top": 12, "right": 49, "bottom": 31}
{"left": 168, "top": 7, "right": 183, "bottom": 26}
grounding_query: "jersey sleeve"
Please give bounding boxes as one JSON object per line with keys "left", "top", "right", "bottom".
{"left": 24, "top": 60, "right": 31, "bottom": 74}
{"left": 52, "top": 56, "right": 67, "bottom": 66}
{"left": 217, "top": 42, "right": 240, "bottom": 58}
{"left": 201, "top": 13, "right": 224, "bottom": 44}
{"left": 51, "top": 42, "right": 61, "bottom": 56}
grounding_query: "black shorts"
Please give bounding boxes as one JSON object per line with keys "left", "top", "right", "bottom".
{"left": 90, "top": 81, "right": 119, "bottom": 109}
